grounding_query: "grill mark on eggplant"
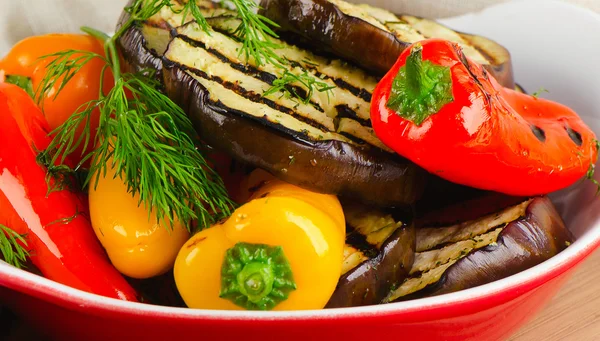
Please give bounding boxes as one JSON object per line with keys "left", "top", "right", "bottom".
{"left": 145, "top": 1, "right": 228, "bottom": 33}
{"left": 161, "top": 55, "right": 347, "bottom": 144}
{"left": 416, "top": 200, "right": 530, "bottom": 252}
{"left": 331, "top": 77, "right": 373, "bottom": 103}
{"left": 345, "top": 227, "right": 380, "bottom": 259}
{"left": 338, "top": 131, "right": 368, "bottom": 146}
{"left": 385, "top": 226, "right": 503, "bottom": 301}
{"left": 202, "top": 16, "right": 376, "bottom": 119}
{"left": 174, "top": 34, "right": 327, "bottom": 114}
{"left": 411, "top": 227, "right": 505, "bottom": 275}
{"left": 205, "top": 91, "right": 323, "bottom": 143}
{"left": 336, "top": 105, "right": 372, "bottom": 127}
{"left": 341, "top": 245, "right": 369, "bottom": 275}
{"left": 389, "top": 197, "right": 572, "bottom": 302}
{"left": 342, "top": 202, "right": 409, "bottom": 266}
{"left": 216, "top": 31, "right": 375, "bottom": 106}
{"left": 168, "top": 33, "right": 387, "bottom": 148}
{"left": 170, "top": 58, "right": 332, "bottom": 133}
{"left": 287, "top": 58, "right": 374, "bottom": 103}
{"left": 417, "top": 222, "right": 509, "bottom": 254}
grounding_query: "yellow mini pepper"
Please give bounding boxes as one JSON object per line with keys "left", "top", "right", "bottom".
{"left": 88, "top": 164, "right": 190, "bottom": 279}
{"left": 174, "top": 174, "right": 346, "bottom": 310}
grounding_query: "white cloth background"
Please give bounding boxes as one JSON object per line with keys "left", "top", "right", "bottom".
{"left": 0, "top": 0, "right": 598, "bottom": 53}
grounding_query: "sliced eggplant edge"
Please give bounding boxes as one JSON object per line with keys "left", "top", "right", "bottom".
{"left": 259, "top": 0, "right": 515, "bottom": 88}
{"left": 259, "top": 0, "right": 405, "bottom": 76}
{"left": 161, "top": 49, "right": 426, "bottom": 206}
{"left": 387, "top": 196, "right": 573, "bottom": 302}
{"left": 327, "top": 211, "right": 415, "bottom": 308}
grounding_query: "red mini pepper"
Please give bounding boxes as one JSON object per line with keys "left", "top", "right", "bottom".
{"left": 0, "top": 82, "right": 138, "bottom": 301}
{"left": 371, "top": 39, "right": 598, "bottom": 196}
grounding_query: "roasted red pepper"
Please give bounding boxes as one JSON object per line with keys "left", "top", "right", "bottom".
{"left": 0, "top": 82, "right": 138, "bottom": 301}
{"left": 371, "top": 39, "right": 598, "bottom": 196}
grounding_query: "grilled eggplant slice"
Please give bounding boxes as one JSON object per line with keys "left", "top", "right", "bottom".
{"left": 117, "top": 0, "right": 229, "bottom": 77}
{"left": 327, "top": 202, "right": 415, "bottom": 308}
{"left": 385, "top": 196, "right": 573, "bottom": 302}
{"left": 161, "top": 17, "right": 426, "bottom": 206}
{"left": 259, "top": 0, "right": 515, "bottom": 88}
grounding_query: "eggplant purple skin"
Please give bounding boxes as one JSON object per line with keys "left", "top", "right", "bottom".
{"left": 398, "top": 196, "right": 573, "bottom": 301}
{"left": 259, "top": 0, "right": 515, "bottom": 88}
{"left": 116, "top": 5, "right": 165, "bottom": 77}
{"left": 327, "top": 221, "right": 416, "bottom": 308}
{"left": 161, "top": 61, "right": 426, "bottom": 207}
{"left": 259, "top": 0, "right": 405, "bottom": 77}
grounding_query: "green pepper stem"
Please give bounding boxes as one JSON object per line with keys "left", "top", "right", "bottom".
{"left": 386, "top": 44, "right": 454, "bottom": 126}
{"left": 405, "top": 45, "right": 424, "bottom": 98}
{"left": 237, "top": 261, "right": 275, "bottom": 303}
{"left": 220, "top": 243, "right": 296, "bottom": 310}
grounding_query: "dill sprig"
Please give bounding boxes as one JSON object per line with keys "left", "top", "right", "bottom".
{"left": 586, "top": 164, "right": 600, "bottom": 195}
{"left": 178, "top": 0, "right": 211, "bottom": 31}
{"left": 264, "top": 70, "right": 335, "bottom": 104}
{"left": 37, "top": 0, "right": 236, "bottom": 230}
{"left": 36, "top": 0, "right": 337, "bottom": 229}
{"left": 229, "top": 0, "right": 284, "bottom": 67}
{"left": 0, "top": 225, "right": 29, "bottom": 269}
{"left": 35, "top": 50, "right": 103, "bottom": 107}
{"left": 89, "top": 73, "right": 232, "bottom": 228}
{"left": 179, "top": 0, "right": 336, "bottom": 100}
{"left": 532, "top": 87, "right": 549, "bottom": 99}
{"left": 587, "top": 139, "right": 600, "bottom": 195}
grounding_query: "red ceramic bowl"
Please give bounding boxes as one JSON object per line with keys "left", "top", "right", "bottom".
{"left": 2, "top": 1, "right": 600, "bottom": 340}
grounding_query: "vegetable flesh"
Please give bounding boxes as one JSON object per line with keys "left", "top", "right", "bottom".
{"left": 386, "top": 196, "right": 573, "bottom": 302}
{"left": 160, "top": 17, "right": 426, "bottom": 206}
{"left": 259, "top": 0, "right": 515, "bottom": 88}
{"left": 326, "top": 202, "right": 415, "bottom": 308}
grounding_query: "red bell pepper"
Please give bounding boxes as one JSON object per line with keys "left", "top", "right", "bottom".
{"left": 0, "top": 82, "right": 138, "bottom": 301}
{"left": 371, "top": 39, "right": 598, "bottom": 196}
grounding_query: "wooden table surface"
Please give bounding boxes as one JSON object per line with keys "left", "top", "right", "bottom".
{"left": 508, "top": 249, "right": 600, "bottom": 341}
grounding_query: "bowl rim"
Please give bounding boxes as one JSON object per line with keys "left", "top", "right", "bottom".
{"left": 1, "top": 217, "right": 599, "bottom": 320}
{"left": 2, "top": 0, "right": 600, "bottom": 322}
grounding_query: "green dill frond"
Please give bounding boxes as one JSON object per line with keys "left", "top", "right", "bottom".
{"left": 84, "top": 73, "right": 236, "bottom": 230}
{"left": 532, "top": 87, "right": 549, "bottom": 99}
{"left": 178, "top": 0, "right": 211, "bottom": 31}
{"left": 264, "top": 70, "right": 336, "bottom": 104}
{"left": 34, "top": 50, "right": 104, "bottom": 107}
{"left": 586, "top": 164, "right": 600, "bottom": 195}
{"left": 0, "top": 225, "right": 29, "bottom": 269}
{"left": 230, "top": 0, "right": 284, "bottom": 67}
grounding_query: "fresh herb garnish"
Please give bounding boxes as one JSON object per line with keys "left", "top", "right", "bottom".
{"left": 586, "top": 164, "right": 600, "bottom": 195}
{"left": 229, "top": 0, "right": 284, "bottom": 67}
{"left": 46, "top": 209, "right": 82, "bottom": 227}
{"left": 37, "top": 0, "right": 237, "bottom": 231}
{"left": 35, "top": 50, "right": 101, "bottom": 107}
{"left": 264, "top": 70, "right": 335, "bottom": 104}
{"left": 532, "top": 87, "right": 549, "bottom": 99}
{"left": 585, "top": 139, "right": 600, "bottom": 195}
{"left": 179, "top": 0, "right": 336, "bottom": 105}
{"left": 178, "top": 0, "right": 211, "bottom": 32}
{"left": 0, "top": 224, "right": 29, "bottom": 269}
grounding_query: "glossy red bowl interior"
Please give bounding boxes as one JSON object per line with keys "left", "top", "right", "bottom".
{"left": 2, "top": 1, "right": 600, "bottom": 340}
